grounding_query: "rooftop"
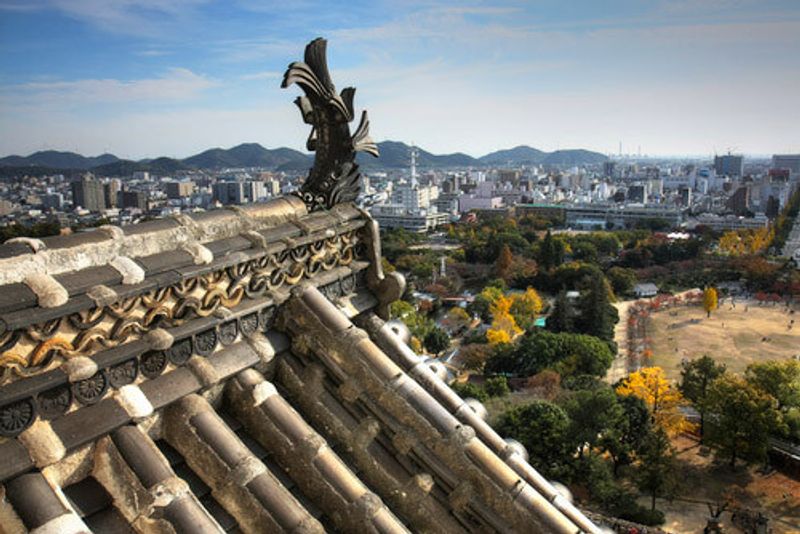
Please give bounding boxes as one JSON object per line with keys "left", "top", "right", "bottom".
{"left": 0, "top": 39, "right": 601, "bottom": 534}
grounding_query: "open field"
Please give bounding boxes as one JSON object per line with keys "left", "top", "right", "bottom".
{"left": 646, "top": 301, "right": 800, "bottom": 382}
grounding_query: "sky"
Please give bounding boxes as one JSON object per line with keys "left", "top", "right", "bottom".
{"left": 0, "top": 0, "right": 798, "bottom": 160}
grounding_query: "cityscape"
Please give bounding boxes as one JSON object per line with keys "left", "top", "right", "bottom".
{"left": 2, "top": 146, "right": 799, "bottom": 260}
{"left": 1, "top": 2, "right": 799, "bottom": 534}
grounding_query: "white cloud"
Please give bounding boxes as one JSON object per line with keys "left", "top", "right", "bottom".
{"left": 0, "top": 68, "right": 216, "bottom": 110}
{"left": 0, "top": 0, "right": 209, "bottom": 36}
{"left": 240, "top": 70, "right": 282, "bottom": 81}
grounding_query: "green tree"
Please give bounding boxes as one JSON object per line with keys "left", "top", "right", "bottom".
{"left": 423, "top": 327, "right": 450, "bottom": 355}
{"left": 679, "top": 356, "right": 726, "bottom": 441}
{"left": 636, "top": 427, "right": 677, "bottom": 511}
{"left": 545, "top": 291, "right": 574, "bottom": 334}
{"left": 745, "top": 360, "right": 800, "bottom": 410}
{"left": 451, "top": 381, "right": 488, "bottom": 402}
{"left": 562, "top": 386, "right": 623, "bottom": 456}
{"left": 486, "top": 329, "right": 614, "bottom": 378}
{"left": 577, "top": 273, "right": 619, "bottom": 348}
{"left": 572, "top": 240, "right": 598, "bottom": 263}
{"left": 467, "top": 293, "right": 492, "bottom": 323}
{"left": 600, "top": 394, "right": 652, "bottom": 476}
{"left": 496, "top": 401, "right": 574, "bottom": 478}
{"left": 485, "top": 376, "right": 510, "bottom": 397}
{"left": 538, "top": 230, "right": 565, "bottom": 271}
{"left": 705, "top": 374, "right": 782, "bottom": 467}
{"left": 606, "top": 266, "right": 637, "bottom": 296}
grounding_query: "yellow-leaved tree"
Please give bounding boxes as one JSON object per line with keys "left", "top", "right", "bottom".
{"left": 486, "top": 294, "right": 522, "bottom": 345}
{"left": 510, "top": 287, "right": 543, "bottom": 330}
{"left": 616, "top": 367, "right": 691, "bottom": 436}
{"left": 702, "top": 287, "right": 718, "bottom": 318}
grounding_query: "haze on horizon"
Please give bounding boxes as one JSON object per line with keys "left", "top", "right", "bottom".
{"left": 0, "top": 0, "right": 798, "bottom": 161}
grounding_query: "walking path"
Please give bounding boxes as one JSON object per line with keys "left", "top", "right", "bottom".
{"left": 604, "top": 299, "right": 633, "bottom": 384}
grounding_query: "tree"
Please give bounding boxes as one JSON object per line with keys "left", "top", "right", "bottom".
{"left": 467, "top": 293, "right": 492, "bottom": 323}
{"left": 485, "top": 376, "right": 510, "bottom": 397}
{"left": 745, "top": 360, "right": 800, "bottom": 410}
{"left": 459, "top": 343, "right": 492, "bottom": 372}
{"left": 451, "top": 381, "right": 488, "bottom": 402}
{"left": 616, "top": 367, "right": 691, "bottom": 436}
{"left": 445, "top": 306, "right": 471, "bottom": 331}
{"left": 702, "top": 287, "right": 718, "bottom": 318}
{"left": 486, "top": 294, "right": 522, "bottom": 345}
{"left": 538, "top": 230, "right": 565, "bottom": 271}
{"left": 562, "top": 386, "right": 623, "bottom": 456}
{"left": 510, "top": 287, "right": 543, "bottom": 330}
{"left": 606, "top": 266, "right": 637, "bottom": 296}
{"left": 577, "top": 273, "right": 619, "bottom": 348}
{"left": 495, "top": 244, "right": 514, "bottom": 282}
{"left": 600, "top": 394, "right": 652, "bottom": 476}
{"left": 496, "top": 401, "right": 574, "bottom": 478}
{"left": 679, "top": 356, "right": 727, "bottom": 441}
{"left": 705, "top": 374, "right": 782, "bottom": 467}
{"left": 546, "top": 291, "right": 574, "bottom": 333}
{"left": 636, "top": 427, "right": 677, "bottom": 511}
{"left": 423, "top": 327, "right": 450, "bottom": 355}
{"left": 486, "top": 329, "right": 614, "bottom": 378}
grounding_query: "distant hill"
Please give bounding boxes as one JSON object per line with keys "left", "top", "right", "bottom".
{"left": 357, "top": 141, "right": 479, "bottom": 169}
{"left": 183, "top": 143, "right": 311, "bottom": 170}
{"left": 0, "top": 141, "right": 608, "bottom": 177}
{"left": 0, "top": 151, "right": 119, "bottom": 169}
{"left": 91, "top": 157, "right": 189, "bottom": 177}
{"left": 479, "top": 146, "right": 546, "bottom": 165}
{"left": 542, "top": 149, "right": 607, "bottom": 166}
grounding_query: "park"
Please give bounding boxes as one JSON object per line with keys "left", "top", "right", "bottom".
{"left": 645, "top": 297, "right": 800, "bottom": 382}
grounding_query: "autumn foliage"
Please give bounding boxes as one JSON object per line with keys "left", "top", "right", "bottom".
{"left": 616, "top": 367, "right": 692, "bottom": 436}
{"left": 486, "top": 294, "right": 522, "bottom": 345}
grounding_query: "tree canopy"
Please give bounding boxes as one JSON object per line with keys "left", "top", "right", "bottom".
{"left": 679, "top": 356, "right": 726, "bottom": 440}
{"left": 705, "top": 374, "right": 782, "bottom": 467}
{"left": 496, "top": 401, "right": 574, "bottom": 478}
{"left": 616, "top": 367, "right": 691, "bottom": 436}
{"left": 486, "top": 329, "right": 614, "bottom": 378}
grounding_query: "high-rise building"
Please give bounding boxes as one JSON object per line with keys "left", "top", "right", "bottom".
{"left": 41, "top": 193, "right": 64, "bottom": 210}
{"left": 213, "top": 182, "right": 245, "bottom": 205}
{"left": 627, "top": 184, "right": 647, "bottom": 203}
{"left": 165, "top": 181, "right": 195, "bottom": 199}
{"left": 104, "top": 179, "right": 121, "bottom": 208}
{"left": 772, "top": 154, "right": 800, "bottom": 177}
{"left": 714, "top": 154, "right": 744, "bottom": 177}
{"left": 726, "top": 186, "right": 750, "bottom": 216}
{"left": 266, "top": 178, "right": 281, "bottom": 197}
{"left": 678, "top": 187, "right": 692, "bottom": 207}
{"left": 71, "top": 175, "right": 106, "bottom": 211}
{"left": 118, "top": 190, "right": 148, "bottom": 210}
{"left": 244, "top": 181, "right": 266, "bottom": 202}
{"left": 603, "top": 161, "right": 615, "bottom": 177}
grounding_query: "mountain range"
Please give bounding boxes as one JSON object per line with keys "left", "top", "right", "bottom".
{"left": 0, "top": 142, "right": 607, "bottom": 176}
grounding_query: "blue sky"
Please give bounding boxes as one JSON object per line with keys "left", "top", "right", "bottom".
{"left": 1, "top": 0, "right": 798, "bottom": 159}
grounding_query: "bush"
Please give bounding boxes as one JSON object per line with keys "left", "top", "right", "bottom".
{"left": 451, "top": 382, "right": 488, "bottom": 402}
{"left": 619, "top": 508, "right": 666, "bottom": 526}
{"left": 485, "top": 376, "right": 510, "bottom": 397}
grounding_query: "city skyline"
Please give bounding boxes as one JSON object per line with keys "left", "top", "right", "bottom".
{"left": 1, "top": 0, "right": 799, "bottom": 159}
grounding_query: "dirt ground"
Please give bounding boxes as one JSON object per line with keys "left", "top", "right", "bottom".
{"left": 653, "top": 435, "right": 800, "bottom": 533}
{"left": 646, "top": 299, "right": 800, "bottom": 382}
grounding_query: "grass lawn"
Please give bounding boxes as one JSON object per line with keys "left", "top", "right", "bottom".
{"left": 646, "top": 300, "right": 800, "bottom": 382}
